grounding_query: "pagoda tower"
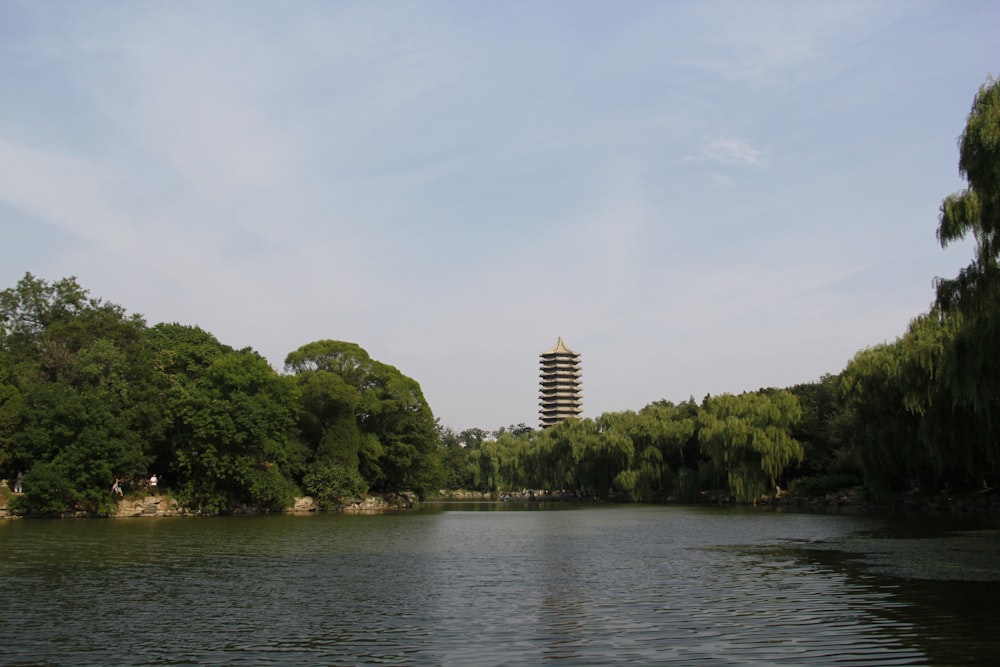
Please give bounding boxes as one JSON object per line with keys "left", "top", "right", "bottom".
{"left": 539, "top": 337, "right": 582, "bottom": 428}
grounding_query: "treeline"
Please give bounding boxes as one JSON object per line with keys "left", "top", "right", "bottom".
{"left": 0, "top": 276, "right": 444, "bottom": 514}
{"left": 0, "top": 271, "right": 813, "bottom": 513}
{"left": 438, "top": 391, "right": 805, "bottom": 503}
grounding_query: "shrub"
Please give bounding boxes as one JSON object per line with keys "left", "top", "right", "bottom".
{"left": 303, "top": 462, "right": 369, "bottom": 509}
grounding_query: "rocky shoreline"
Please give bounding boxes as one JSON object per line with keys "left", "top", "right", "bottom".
{"left": 0, "top": 492, "right": 417, "bottom": 519}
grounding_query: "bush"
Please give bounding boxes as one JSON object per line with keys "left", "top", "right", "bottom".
{"left": 303, "top": 462, "right": 369, "bottom": 509}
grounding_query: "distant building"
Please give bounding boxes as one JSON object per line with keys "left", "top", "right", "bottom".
{"left": 539, "top": 337, "right": 582, "bottom": 428}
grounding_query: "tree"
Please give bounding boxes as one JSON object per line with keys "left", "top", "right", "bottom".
{"left": 698, "top": 390, "right": 803, "bottom": 503}
{"left": 148, "top": 324, "right": 301, "bottom": 513}
{"left": 523, "top": 426, "right": 572, "bottom": 492}
{"left": 473, "top": 437, "right": 504, "bottom": 492}
{"left": 839, "top": 341, "right": 921, "bottom": 496}
{"left": 436, "top": 426, "right": 479, "bottom": 491}
{"left": 936, "top": 78, "right": 1000, "bottom": 314}
{"left": 285, "top": 340, "right": 443, "bottom": 497}
{"left": 787, "top": 374, "right": 856, "bottom": 479}
{"left": 459, "top": 427, "right": 490, "bottom": 449}
{"left": 840, "top": 307, "right": 995, "bottom": 496}
{"left": 618, "top": 402, "right": 700, "bottom": 501}
{"left": 931, "top": 78, "right": 1000, "bottom": 488}
{"left": 0, "top": 352, "right": 22, "bottom": 471}
{"left": 296, "top": 369, "right": 362, "bottom": 470}
{"left": 1, "top": 274, "right": 163, "bottom": 513}
{"left": 302, "top": 460, "right": 368, "bottom": 509}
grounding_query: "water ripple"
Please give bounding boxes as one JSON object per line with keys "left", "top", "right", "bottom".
{"left": 1, "top": 506, "right": 998, "bottom": 665}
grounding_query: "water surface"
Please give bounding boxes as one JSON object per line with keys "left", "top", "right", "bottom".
{"left": 1, "top": 503, "right": 997, "bottom": 665}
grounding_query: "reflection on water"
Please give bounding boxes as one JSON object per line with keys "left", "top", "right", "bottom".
{"left": 0, "top": 504, "right": 997, "bottom": 666}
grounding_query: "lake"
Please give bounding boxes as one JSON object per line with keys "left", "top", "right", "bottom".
{"left": 1, "top": 502, "right": 998, "bottom": 666}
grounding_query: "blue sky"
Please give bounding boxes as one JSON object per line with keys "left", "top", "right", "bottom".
{"left": 0, "top": 1, "right": 995, "bottom": 431}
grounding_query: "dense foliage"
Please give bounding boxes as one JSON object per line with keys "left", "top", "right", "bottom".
{"left": 437, "top": 392, "right": 803, "bottom": 503}
{"left": 0, "top": 277, "right": 442, "bottom": 514}
{"left": 3, "top": 78, "right": 998, "bottom": 512}
{"left": 284, "top": 339, "right": 444, "bottom": 499}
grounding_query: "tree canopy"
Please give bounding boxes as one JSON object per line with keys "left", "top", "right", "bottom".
{"left": 0, "top": 278, "right": 445, "bottom": 514}
{"left": 285, "top": 339, "right": 443, "bottom": 498}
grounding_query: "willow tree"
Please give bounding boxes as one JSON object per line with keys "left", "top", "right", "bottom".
{"left": 933, "top": 77, "right": 1000, "bottom": 487}
{"left": 553, "top": 417, "right": 631, "bottom": 498}
{"left": 591, "top": 406, "right": 696, "bottom": 502}
{"left": 473, "top": 437, "right": 505, "bottom": 492}
{"left": 937, "top": 77, "right": 1000, "bottom": 311}
{"left": 698, "top": 390, "right": 803, "bottom": 503}
{"left": 636, "top": 401, "right": 699, "bottom": 499}
{"left": 840, "top": 340, "right": 922, "bottom": 496}
{"left": 529, "top": 424, "right": 575, "bottom": 491}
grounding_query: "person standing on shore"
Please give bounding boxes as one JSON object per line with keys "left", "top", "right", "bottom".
{"left": 149, "top": 474, "right": 158, "bottom": 496}
{"left": 14, "top": 471, "right": 23, "bottom": 493}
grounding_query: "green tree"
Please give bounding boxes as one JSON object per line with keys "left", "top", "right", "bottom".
{"left": 1, "top": 274, "right": 163, "bottom": 513}
{"left": 787, "top": 374, "right": 857, "bottom": 479}
{"left": 932, "top": 77, "right": 1000, "bottom": 487}
{"left": 841, "top": 308, "right": 991, "bottom": 496}
{"left": 698, "top": 390, "right": 803, "bottom": 503}
{"left": 149, "top": 324, "right": 301, "bottom": 513}
{"left": 840, "top": 341, "right": 920, "bottom": 496}
{"left": 524, "top": 426, "right": 572, "bottom": 491}
{"left": 435, "top": 422, "right": 484, "bottom": 491}
{"left": 0, "top": 352, "right": 22, "bottom": 471}
{"left": 460, "top": 427, "right": 490, "bottom": 448}
{"left": 285, "top": 340, "right": 443, "bottom": 497}
{"left": 473, "top": 437, "right": 504, "bottom": 492}
{"left": 632, "top": 401, "right": 700, "bottom": 500}
{"left": 936, "top": 77, "right": 1000, "bottom": 314}
{"left": 302, "top": 461, "right": 369, "bottom": 509}
{"left": 297, "top": 370, "right": 362, "bottom": 470}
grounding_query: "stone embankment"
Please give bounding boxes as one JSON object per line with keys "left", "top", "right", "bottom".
{"left": 111, "top": 493, "right": 417, "bottom": 517}
{"left": 116, "top": 495, "right": 195, "bottom": 517}
{"left": 0, "top": 493, "right": 418, "bottom": 519}
{"left": 292, "top": 492, "right": 417, "bottom": 513}
{"left": 340, "top": 493, "right": 417, "bottom": 512}
{"left": 436, "top": 489, "right": 492, "bottom": 500}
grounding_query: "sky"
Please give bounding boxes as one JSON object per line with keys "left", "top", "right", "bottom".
{"left": 0, "top": 1, "right": 996, "bottom": 432}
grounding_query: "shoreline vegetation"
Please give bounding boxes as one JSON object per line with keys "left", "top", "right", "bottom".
{"left": 3, "top": 78, "right": 1000, "bottom": 522}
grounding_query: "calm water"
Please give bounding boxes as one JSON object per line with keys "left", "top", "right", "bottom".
{"left": 1, "top": 503, "right": 998, "bottom": 666}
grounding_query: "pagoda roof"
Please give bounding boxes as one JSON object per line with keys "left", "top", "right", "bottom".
{"left": 542, "top": 337, "right": 577, "bottom": 356}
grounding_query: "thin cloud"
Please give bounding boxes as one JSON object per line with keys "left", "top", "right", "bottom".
{"left": 703, "top": 138, "right": 768, "bottom": 167}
